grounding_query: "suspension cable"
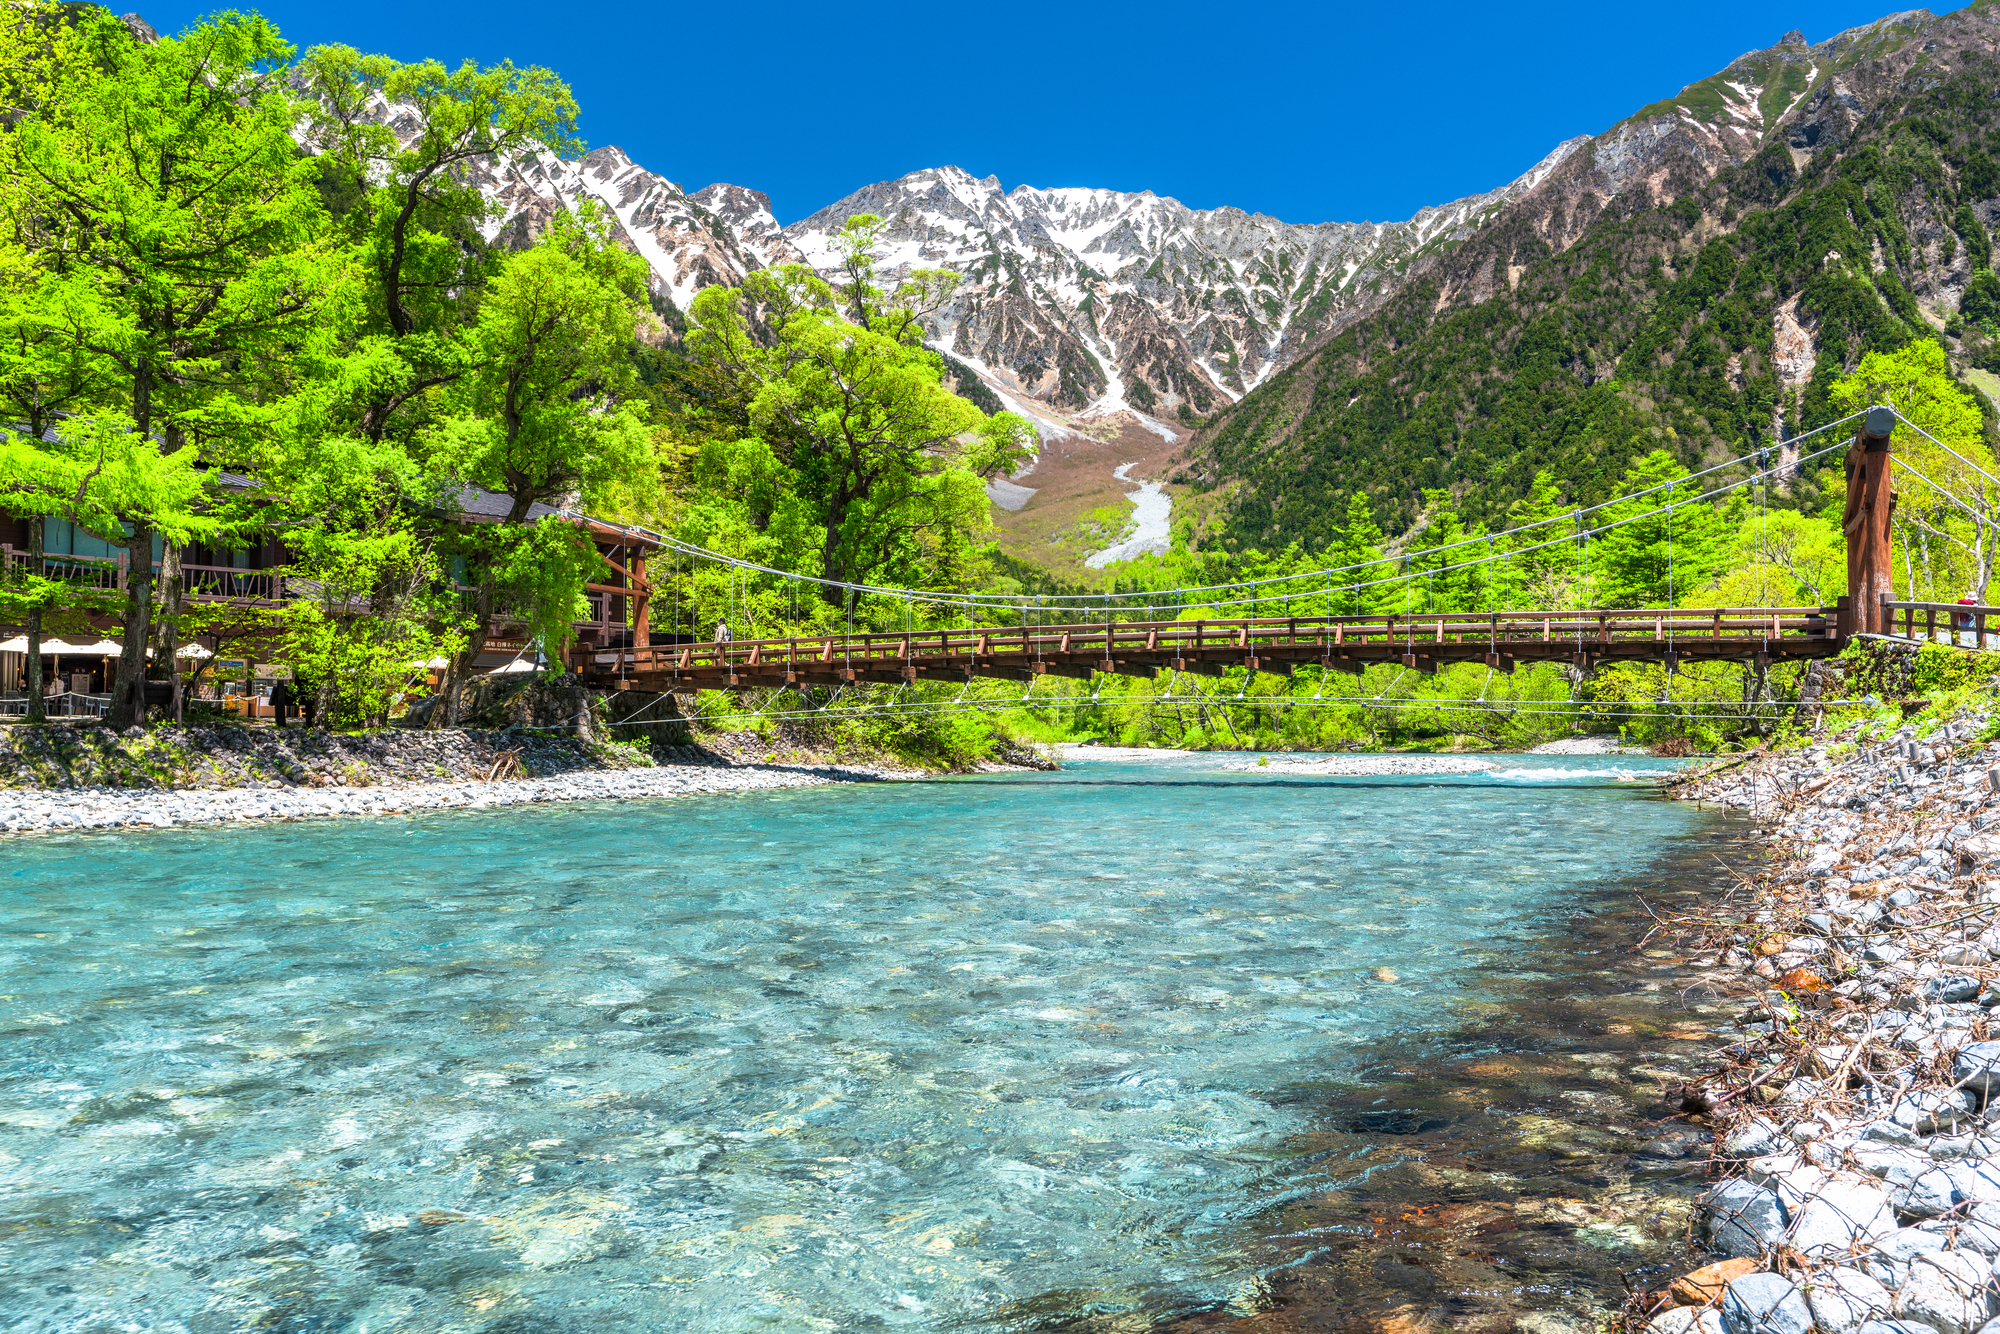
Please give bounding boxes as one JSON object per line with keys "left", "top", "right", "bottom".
{"left": 633, "top": 409, "right": 1872, "bottom": 615}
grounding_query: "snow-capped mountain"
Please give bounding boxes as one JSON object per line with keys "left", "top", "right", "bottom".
{"left": 466, "top": 144, "right": 805, "bottom": 317}
{"left": 781, "top": 144, "right": 1586, "bottom": 423}
{"left": 454, "top": 15, "right": 1893, "bottom": 440}
{"left": 361, "top": 3, "right": 1894, "bottom": 457}
{"left": 464, "top": 136, "right": 1590, "bottom": 432}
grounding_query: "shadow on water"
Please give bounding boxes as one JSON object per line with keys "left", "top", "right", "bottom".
{"left": 1002, "top": 816, "right": 1761, "bottom": 1334}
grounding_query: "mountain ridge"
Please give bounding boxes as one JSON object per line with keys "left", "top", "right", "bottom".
{"left": 1182, "top": 2, "right": 2000, "bottom": 550}
{"left": 467, "top": 129, "right": 1597, "bottom": 446}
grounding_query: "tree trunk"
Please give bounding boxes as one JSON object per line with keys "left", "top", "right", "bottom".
{"left": 440, "top": 577, "right": 496, "bottom": 728}
{"left": 25, "top": 515, "right": 43, "bottom": 726}
{"left": 154, "top": 539, "right": 183, "bottom": 723}
{"left": 107, "top": 521, "right": 154, "bottom": 729}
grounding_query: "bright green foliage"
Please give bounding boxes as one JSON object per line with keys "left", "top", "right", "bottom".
{"left": 278, "top": 528, "right": 465, "bottom": 728}
{"left": 1591, "top": 451, "right": 1735, "bottom": 607}
{"left": 436, "top": 205, "right": 653, "bottom": 523}
{"left": 272, "top": 44, "right": 587, "bottom": 709}
{"left": 7, "top": 9, "right": 346, "bottom": 724}
{"left": 1701, "top": 507, "right": 1846, "bottom": 606}
{"left": 681, "top": 217, "right": 1034, "bottom": 606}
{"left": 290, "top": 41, "right": 579, "bottom": 455}
{"left": 0, "top": 232, "right": 129, "bottom": 718}
{"left": 429, "top": 204, "right": 655, "bottom": 666}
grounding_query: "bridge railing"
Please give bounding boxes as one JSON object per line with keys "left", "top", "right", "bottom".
{"left": 588, "top": 606, "right": 1836, "bottom": 678}
{"left": 1882, "top": 600, "right": 2000, "bottom": 649}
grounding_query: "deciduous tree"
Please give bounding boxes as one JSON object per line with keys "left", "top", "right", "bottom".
{"left": 682, "top": 216, "right": 1033, "bottom": 610}
{"left": 427, "top": 203, "right": 654, "bottom": 709}
{"left": 8, "top": 10, "right": 344, "bottom": 725}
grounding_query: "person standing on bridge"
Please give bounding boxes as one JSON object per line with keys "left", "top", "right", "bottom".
{"left": 715, "top": 620, "right": 732, "bottom": 644}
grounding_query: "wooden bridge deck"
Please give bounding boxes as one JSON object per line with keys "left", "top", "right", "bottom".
{"left": 580, "top": 607, "right": 1842, "bottom": 693}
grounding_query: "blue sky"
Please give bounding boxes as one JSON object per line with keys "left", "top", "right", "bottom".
{"left": 151, "top": 0, "right": 1938, "bottom": 225}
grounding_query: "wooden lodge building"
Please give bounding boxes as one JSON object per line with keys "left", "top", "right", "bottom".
{"left": 0, "top": 482, "right": 663, "bottom": 714}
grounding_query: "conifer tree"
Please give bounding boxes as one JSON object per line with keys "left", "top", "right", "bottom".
{"left": 1323, "top": 491, "right": 1386, "bottom": 614}
{"left": 1402, "top": 489, "right": 1486, "bottom": 613}
{"left": 1593, "top": 451, "right": 1732, "bottom": 607}
{"left": 1501, "top": 468, "right": 1584, "bottom": 610}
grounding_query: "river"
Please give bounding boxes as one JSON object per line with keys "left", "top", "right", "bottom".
{"left": 0, "top": 752, "right": 1727, "bottom": 1332}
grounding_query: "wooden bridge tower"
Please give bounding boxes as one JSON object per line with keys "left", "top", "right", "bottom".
{"left": 1840, "top": 405, "right": 1896, "bottom": 637}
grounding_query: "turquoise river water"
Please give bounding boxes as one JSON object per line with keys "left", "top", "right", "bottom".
{"left": 0, "top": 752, "right": 1708, "bottom": 1333}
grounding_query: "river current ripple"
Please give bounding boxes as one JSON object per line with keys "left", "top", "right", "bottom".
{"left": 0, "top": 752, "right": 1696, "bottom": 1331}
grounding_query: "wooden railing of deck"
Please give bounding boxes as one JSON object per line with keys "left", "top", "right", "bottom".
{"left": 1883, "top": 600, "right": 2000, "bottom": 649}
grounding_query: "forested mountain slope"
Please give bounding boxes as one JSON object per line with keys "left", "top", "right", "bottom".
{"left": 1186, "top": 5, "right": 2000, "bottom": 549}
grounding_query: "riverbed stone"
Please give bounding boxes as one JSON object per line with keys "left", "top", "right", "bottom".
{"left": 1726, "top": 1118, "right": 1787, "bottom": 1159}
{"left": 1649, "top": 1310, "right": 1726, "bottom": 1334}
{"left": 1775, "top": 1170, "right": 1898, "bottom": 1253}
{"left": 1808, "top": 1270, "right": 1897, "bottom": 1334}
{"left": 1892, "top": 1089, "right": 1979, "bottom": 1134}
{"left": 1703, "top": 1179, "right": 1789, "bottom": 1256}
{"left": 1955, "top": 1042, "right": 2000, "bottom": 1096}
{"left": 1721, "top": 1272, "right": 1813, "bottom": 1334}
{"left": 1897, "top": 1251, "right": 1997, "bottom": 1333}
{"left": 1931, "top": 976, "right": 1987, "bottom": 1003}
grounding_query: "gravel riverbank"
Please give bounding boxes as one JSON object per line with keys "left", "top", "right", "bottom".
{"left": 0, "top": 720, "right": 937, "bottom": 836}
{"left": 1639, "top": 714, "right": 2000, "bottom": 1332}
{"left": 0, "top": 759, "right": 898, "bottom": 834}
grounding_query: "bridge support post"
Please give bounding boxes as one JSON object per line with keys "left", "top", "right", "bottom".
{"left": 631, "top": 551, "right": 649, "bottom": 650}
{"left": 1842, "top": 405, "right": 1897, "bottom": 636}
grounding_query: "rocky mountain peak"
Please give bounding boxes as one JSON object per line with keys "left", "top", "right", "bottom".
{"left": 449, "top": 1, "right": 2000, "bottom": 448}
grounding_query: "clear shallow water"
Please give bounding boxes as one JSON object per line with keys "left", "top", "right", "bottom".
{"left": 0, "top": 753, "right": 1698, "bottom": 1332}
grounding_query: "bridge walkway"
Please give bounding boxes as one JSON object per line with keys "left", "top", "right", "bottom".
{"left": 579, "top": 606, "right": 1842, "bottom": 694}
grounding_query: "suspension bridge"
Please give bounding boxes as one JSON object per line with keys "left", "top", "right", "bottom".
{"left": 573, "top": 405, "right": 1965, "bottom": 700}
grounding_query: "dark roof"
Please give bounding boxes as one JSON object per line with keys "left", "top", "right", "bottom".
{"left": 450, "top": 485, "right": 561, "bottom": 524}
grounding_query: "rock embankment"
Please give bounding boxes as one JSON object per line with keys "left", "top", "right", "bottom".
{"left": 1640, "top": 714, "right": 2000, "bottom": 1332}
{"left": 0, "top": 721, "right": 680, "bottom": 792}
